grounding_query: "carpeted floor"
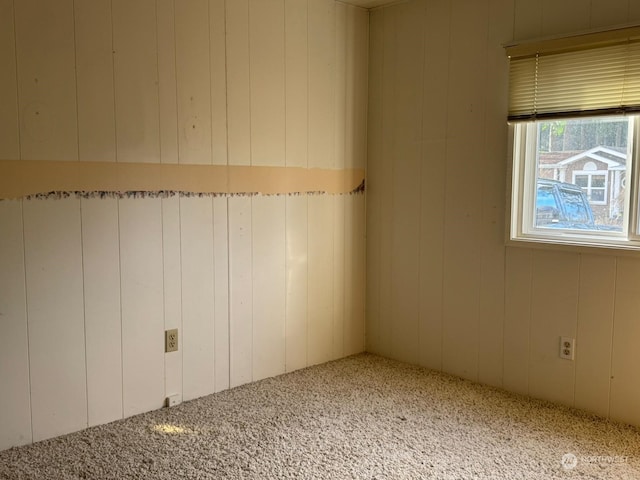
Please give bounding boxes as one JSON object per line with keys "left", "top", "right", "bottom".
{"left": 1, "top": 353, "right": 639, "bottom": 479}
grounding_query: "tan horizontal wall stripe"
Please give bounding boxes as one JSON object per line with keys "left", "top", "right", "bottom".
{"left": 0, "top": 160, "right": 365, "bottom": 199}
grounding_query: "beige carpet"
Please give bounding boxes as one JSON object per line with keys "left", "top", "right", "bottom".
{"left": 1, "top": 353, "right": 639, "bottom": 479}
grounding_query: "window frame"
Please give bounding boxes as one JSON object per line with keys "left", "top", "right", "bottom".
{"left": 507, "top": 116, "right": 640, "bottom": 252}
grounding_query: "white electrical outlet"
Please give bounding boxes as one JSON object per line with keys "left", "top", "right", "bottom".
{"left": 560, "top": 336, "right": 575, "bottom": 360}
{"left": 165, "top": 329, "right": 178, "bottom": 353}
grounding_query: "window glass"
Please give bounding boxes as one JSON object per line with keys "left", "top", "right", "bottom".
{"left": 559, "top": 188, "right": 590, "bottom": 224}
{"left": 535, "top": 185, "right": 560, "bottom": 227}
{"left": 534, "top": 117, "right": 629, "bottom": 232}
{"left": 510, "top": 115, "right": 635, "bottom": 248}
{"left": 574, "top": 175, "right": 588, "bottom": 188}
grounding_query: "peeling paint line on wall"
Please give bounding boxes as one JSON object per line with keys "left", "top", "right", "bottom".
{"left": 0, "top": 160, "right": 365, "bottom": 200}
{"left": 6, "top": 183, "right": 365, "bottom": 202}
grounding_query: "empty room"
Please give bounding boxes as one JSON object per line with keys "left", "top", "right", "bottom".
{"left": 1, "top": 0, "right": 640, "bottom": 478}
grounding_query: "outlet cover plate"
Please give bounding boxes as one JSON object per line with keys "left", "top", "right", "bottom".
{"left": 165, "top": 329, "right": 178, "bottom": 353}
{"left": 560, "top": 336, "right": 575, "bottom": 360}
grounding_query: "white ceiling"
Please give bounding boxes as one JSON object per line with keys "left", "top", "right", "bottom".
{"left": 339, "top": 0, "right": 401, "bottom": 9}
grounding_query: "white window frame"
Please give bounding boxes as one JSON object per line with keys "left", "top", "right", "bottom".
{"left": 508, "top": 116, "right": 640, "bottom": 251}
{"left": 572, "top": 170, "right": 608, "bottom": 205}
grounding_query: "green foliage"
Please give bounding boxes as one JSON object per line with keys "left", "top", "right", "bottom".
{"left": 540, "top": 120, "right": 566, "bottom": 137}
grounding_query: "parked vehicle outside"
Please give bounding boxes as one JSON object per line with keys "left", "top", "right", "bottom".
{"left": 535, "top": 178, "right": 622, "bottom": 231}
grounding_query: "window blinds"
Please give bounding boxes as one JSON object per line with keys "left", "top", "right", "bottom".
{"left": 506, "top": 26, "right": 640, "bottom": 121}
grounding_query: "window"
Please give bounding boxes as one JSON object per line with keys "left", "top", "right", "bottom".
{"left": 512, "top": 117, "right": 632, "bottom": 241}
{"left": 506, "top": 26, "right": 640, "bottom": 250}
{"left": 573, "top": 170, "right": 607, "bottom": 205}
{"left": 574, "top": 162, "right": 609, "bottom": 205}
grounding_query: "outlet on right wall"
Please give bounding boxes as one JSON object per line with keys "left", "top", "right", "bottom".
{"left": 366, "top": 0, "right": 640, "bottom": 427}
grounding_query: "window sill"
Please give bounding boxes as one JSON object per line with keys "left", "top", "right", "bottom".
{"left": 506, "top": 235, "right": 640, "bottom": 257}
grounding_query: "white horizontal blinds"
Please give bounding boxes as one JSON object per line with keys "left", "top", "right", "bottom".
{"left": 508, "top": 56, "right": 537, "bottom": 119}
{"left": 622, "top": 42, "right": 640, "bottom": 109}
{"left": 537, "top": 43, "right": 638, "bottom": 116}
{"left": 507, "top": 26, "right": 640, "bottom": 121}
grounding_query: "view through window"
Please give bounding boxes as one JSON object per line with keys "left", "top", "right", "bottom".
{"left": 533, "top": 117, "right": 629, "bottom": 234}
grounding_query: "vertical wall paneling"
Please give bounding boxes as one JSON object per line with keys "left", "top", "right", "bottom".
{"left": 418, "top": 0, "right": 449, "bottom": 371}
{"left": 529, "top": 251, "right": 579, "bottom": 407}
{"left": 421, "top": 0, "right": 450, "bottom": 144}
{"left": 308, "top": 0, "right": 336, "bottom": 168}
{"left": 332, "top": 3, "right": 347, "bottom": 360}
{"left": 162, "top": 197, "right": 182, "bottom": 400}
{"left": 444, "top": 0, "right": 488, "bottom": 138}
{"left": 333, "top": 195, "right": 346, "bottom": 360}
{"left": 589, "top": 0, "right": 629, "bottom": 28}
{"left": 417, "top": 140, "right": 446, "bottom": 372}
{"left": 23, "top": 198, "right": 86, "bottom": 442}
{"left": 285, "top": 0, "right": 308, "bottom": 168}
{"left": 0, "top": 0, "right": 20, "bottom": 159}
{"left": 112, "top": 0, "right": 160, "bottom": 163}
{"left": 503, "top": 247, "right": 532, "bottom": 396}
{"left": 14, "top": 0, "right": 78, "bottom": 161}
{"left": 350, "top": 6, "right": 368, "bottom": 170}
{"left": 285, "top": 196, "right": 308, "bottom": 372}
{"left": 344, "top": 194, "right": 365, "bottom": 356}
{"left": 180, "top": 197, "right": 215, "bottom": 400}
{"left": 365, "top": 7, "right": 383, "bottom": 354}
{"left": 388, "top": 0, "right": 424, "bottom": 365}
{"left": 0, "top": 201, "right": 31, "bottom": 450}
{"left": 229, "top": 196, "right": 253, "bottom": 387}
{"left": 541, "top": 0, "right": 590, "bottom": 37}
{"left": 307, "top": 195, "right": 334, "bottom": 366}
{"left": 284, "top": 0, "right": 309, "bottom": 371}
{"left": 213, "top": 197, "right": 230, "bottom": 391}
{"left": 225, "top": 0, "right": 251, "bottom": 166}
{"left": 74, "top": 0, "right": 116, "bottom": 162}
{"left": 375, "top": 5, "right": 396, "bottom": 358}
{"left": 81, "top": 198, "right": 123, "bottom": 427}
{"left": 477, "top": 0, "right": 513, "bottom": 388}
{"left": 156, "top": 0, "right": 179, "bottom": 164}
{"left": 175, "top": 0, "right": 212, "bottom": 165}
{"left": 575, "top": 255, "right": 615, "bottom": 418}
{"left": 252, "top": 196, "right": 286, "bottom": 381}
{"left": 610, "top": 258, "right": 640, "bottom": 426}
{"left": 335, "top": 2, "right": 347, "bottom": 172}
{"left": 440, "top": 0, "right": 488, "bottom": 381}
{"left": 249, "top": 0, "right": 285, "bottom": 167}
{"left": 344, "top": 5, "right": 367, "bottom": 357}
{"left": 512, "top": 0, "right": 542, "bottom": 41}
{"left": 119, "top": 198, "right": 165, "bottom": 417}
{"left": 630, "top": 1, "right": 640, "bottom": 24}
{"left": 442, "top": 187, "right": 482, "bottom": 378}
{"left": 226, "top": 0, "right": 252, "bottom": 387}
{"left": 210, "top": 0, "right": 228, "bottom": 165}
{"left": 307, "top": 0, "right": 336, "bottom": 366}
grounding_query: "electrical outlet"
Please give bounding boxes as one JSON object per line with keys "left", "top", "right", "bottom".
{"left": 165, "top": 329, "right": 178, "bottom": 353}
{"left": 560, "top": 336, "right": 575, "bottom": 360}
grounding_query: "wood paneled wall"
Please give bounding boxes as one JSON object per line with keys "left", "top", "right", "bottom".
{"left": 367, "top": 0, "right": 640, "bottom": 428}
{"left": 0, "top": 0, "right": 367, "bottom": 451}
